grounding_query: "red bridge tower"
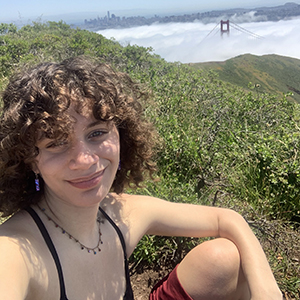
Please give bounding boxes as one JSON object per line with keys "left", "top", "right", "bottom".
{"left": 220, "top": 20, "right": 230, "bottom": 37}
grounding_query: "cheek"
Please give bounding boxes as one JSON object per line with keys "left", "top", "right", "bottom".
{"left": 99, "top": 144, "right": 120, "bottom": 162}
{"left": 101, "top": 132, "right": 120, "bottom": 160}
{"left": 34, "top": 154, "right": 66, "bottom": 177}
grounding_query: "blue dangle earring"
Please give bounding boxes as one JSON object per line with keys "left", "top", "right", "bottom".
{"left": 35, "top": 173, "right": 40, "bottom": 192}
{"left": 118, "top": 161, "right": 121, "bottom": 171}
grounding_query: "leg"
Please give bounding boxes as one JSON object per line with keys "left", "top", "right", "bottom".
{"left": 177, "top": 238, "right": 250, "bottom": 300}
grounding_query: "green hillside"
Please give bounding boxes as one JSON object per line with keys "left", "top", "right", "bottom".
{"left": 190, "top": 54, "right": 300, "bottom": 103}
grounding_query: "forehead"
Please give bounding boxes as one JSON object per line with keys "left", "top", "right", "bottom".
{"left": 36, "top": 105, "right": 113, "bottom": 142}
{"left": 70, "top": 110, "right": 108, "bottom": 129}
{"left": 67, "top": 106, "right": 115, "bottom": 130}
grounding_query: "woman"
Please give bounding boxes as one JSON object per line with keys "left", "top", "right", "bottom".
{"left": 0, "top": 56, "right": 282, "bottom": 300}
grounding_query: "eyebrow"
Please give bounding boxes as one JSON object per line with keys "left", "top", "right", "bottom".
{"left": 86, "top": 120, "right": 108, "bottom": 130}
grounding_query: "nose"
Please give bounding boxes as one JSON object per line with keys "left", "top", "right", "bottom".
{"left": 68, "top": 141, "right": 99, "bottom": 170}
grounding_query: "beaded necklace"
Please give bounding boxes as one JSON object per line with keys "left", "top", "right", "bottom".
{"left": 37, "top": 204, "right": 103, "bottom": 254}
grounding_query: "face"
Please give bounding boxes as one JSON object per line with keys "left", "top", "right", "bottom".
{"left": 33, "top": 109, "right": 120, "bottom": 208}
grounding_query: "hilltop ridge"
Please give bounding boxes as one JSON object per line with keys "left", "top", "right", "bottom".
{"left": 189, "top": 53, "right": 300, "bottom": 103}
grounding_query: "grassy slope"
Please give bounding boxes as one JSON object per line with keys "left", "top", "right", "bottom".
{"left": 190, "top": 54, "right": 300, "bottom": 103}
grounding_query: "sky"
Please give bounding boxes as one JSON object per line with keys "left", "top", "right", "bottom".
{"left": 0, "top": 0, "right": 292, "bottom": 23}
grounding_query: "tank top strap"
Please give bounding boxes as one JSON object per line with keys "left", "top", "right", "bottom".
{"left": 98, "top": 206, "right": 134, "bottom": 300}
{"left": 25, "top": 206, "right": 134, "bottom": 300}
{"left": 25, "top": 207, "right": 69, "bottom": 300}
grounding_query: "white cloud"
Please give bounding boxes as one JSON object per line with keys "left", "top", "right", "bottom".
{"left": 97, "top": 16, "right": 300, "bottom": 63}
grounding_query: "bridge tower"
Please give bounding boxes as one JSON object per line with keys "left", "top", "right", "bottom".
{"left": 220, "top": 20, "right": 230, "bottom": 37}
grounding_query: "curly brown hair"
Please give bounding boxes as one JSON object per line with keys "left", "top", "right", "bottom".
{"left": 0, "top": 56, "right": 156, "bottom": 217}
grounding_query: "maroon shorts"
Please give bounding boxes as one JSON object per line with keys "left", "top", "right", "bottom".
{"left": 149, "top": 265, "right": 193, "bottom": 300}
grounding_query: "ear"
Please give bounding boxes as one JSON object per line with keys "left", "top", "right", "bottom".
{"left": 31, "top": 162, "right": 40, "bottom": 175}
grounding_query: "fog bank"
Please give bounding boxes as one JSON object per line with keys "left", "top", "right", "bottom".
{"left": 97, "top": 16, "right": 300, "bottom": 63}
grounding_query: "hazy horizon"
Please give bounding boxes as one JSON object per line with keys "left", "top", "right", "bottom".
{"left": 1, "top": 0, "right": 296, "bottom": 24}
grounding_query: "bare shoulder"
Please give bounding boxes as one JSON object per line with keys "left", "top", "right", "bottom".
{"left": 101, "top": 193, "right": 164, "bottom": 219}
{"left": 0, "top": 210, "right": 39, "bottom": 269}
{"left": 100, "top": 193, "right": 165, "bottom": 254}
{"left": 0, "top": 212, "right": 34, "bottom": 299}
{"left": 0, "top": 209, "right": 56, "bottom": 300}
{"left": 0, "top": 226, "right": 29, "bottom": 271}
{"left": 0, "top": 210, "right": 35, "bottom": 240}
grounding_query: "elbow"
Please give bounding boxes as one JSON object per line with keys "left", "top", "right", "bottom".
{"left": 217, "top": 208, "right": 249, "bottom": 238}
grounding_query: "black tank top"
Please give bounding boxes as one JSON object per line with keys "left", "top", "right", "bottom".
{"left": 25, "top": 206, "right": 134, "bottom": 300}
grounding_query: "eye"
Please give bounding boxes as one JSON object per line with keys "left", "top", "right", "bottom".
{"left": 88, "top": 130, "right": 107, "bottom": 139}
{"left": 46, "top": 140, "right": 68, "bottom": 149}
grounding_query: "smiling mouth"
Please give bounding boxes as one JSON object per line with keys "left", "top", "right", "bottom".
{"left": 67, "top": 170, "right": 105, "bottom": 189}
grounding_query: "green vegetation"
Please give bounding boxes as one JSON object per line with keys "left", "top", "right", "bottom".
{"left": 0, "top": 22, "right": 299, "bottom": 298}
{"left": 190, "top": 53, "right": 300, "bottom": 103}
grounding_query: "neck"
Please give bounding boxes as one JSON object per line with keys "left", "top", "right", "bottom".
{"left": 36, "top": 196, "right": 101, "bottom": 247}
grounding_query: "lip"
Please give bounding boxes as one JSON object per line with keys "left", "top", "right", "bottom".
{"left": 67, "top": 169, "right": 105, "bottom": 190}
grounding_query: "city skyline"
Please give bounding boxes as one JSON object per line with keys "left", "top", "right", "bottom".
{"left": 1, "top": 0, "right": 296, "bottom": 24}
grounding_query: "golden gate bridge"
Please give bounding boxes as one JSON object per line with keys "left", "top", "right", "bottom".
{"left": 202, "top": 20, "right": 264, "bottom": 40}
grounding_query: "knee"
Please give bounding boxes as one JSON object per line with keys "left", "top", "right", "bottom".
{"left": 181, "top": 238, "right": 241, "bottom": 283}
{"left": 202, "top": 238, "right": 241, "bottom": 272}
{"left": 177, "top": 238, "right": 244, "bottom": 299}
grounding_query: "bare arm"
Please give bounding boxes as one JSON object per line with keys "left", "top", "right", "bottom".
{"left": 216, "top": 209, "right": 282, "bottom": 299}
{"left": 0, "top": 236, "right": 30, "bottom": 300}
{"left": 127, "top": 195, "right": 282, "bottom": 299}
